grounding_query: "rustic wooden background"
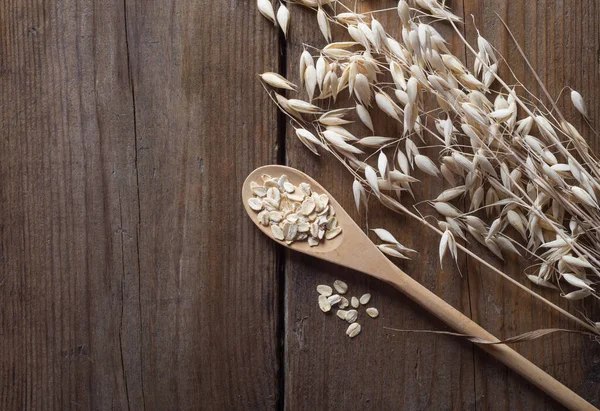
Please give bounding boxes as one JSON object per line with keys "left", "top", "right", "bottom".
{"left": 1, "top": 0, "right": 599, "bottom": 409}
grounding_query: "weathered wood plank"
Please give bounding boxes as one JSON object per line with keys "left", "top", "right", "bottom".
{"left": 0, "top": 0, "right": 141, "bottom": 409}
{"left": 284, "top": 1, "right": 476, "bottom": 409}
{"left": 1, "top": 0, "right": 598, "bottom": 409}
{"left": 125, "top": 1, "right": 281, "bottom": 409}
{"left": 462, "top": 0, "right": 600, "bottom": 409}
{"left": 0, "top": 0, "right": 281, "bottom": 410}
{"left": 283, "top": 0, "right": 599, "bottom": 409}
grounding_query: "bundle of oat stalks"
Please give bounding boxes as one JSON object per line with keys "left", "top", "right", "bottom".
{"left": 256, "top": 0, "right": 599, "bottom": 333}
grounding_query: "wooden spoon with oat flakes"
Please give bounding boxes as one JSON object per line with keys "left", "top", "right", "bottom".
{"left": 242, "top": 164, "right": 595, "bottom": 411}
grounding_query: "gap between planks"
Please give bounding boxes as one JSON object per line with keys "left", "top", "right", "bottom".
{"left": 276, "top": 25, "right": 288, "bottom": 411}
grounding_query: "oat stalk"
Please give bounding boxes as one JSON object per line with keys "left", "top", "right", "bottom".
{"left": 256, "top": 0, "right": 600, "bottom": 334}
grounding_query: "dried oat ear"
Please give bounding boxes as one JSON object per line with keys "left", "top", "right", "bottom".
{"left": 256, "top": 0, "right": 599, "bottom": 334}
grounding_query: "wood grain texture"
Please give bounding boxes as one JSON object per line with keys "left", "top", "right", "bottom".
{"left": 0, "top": 0, "right": 598, "bottom": 410}
{"left": 0, "top": 0, "right": 280, "bottom": 410}
{"left": 124, "top": 1, "right": 281, "bottom": 409}
{"left": 284, "top": 2, "right": 476, "bottom": 410}
{"left": 0, "top": 0, "right": 140, "bottom": 409}
{"left": 283, "top": 0, "right": 600, "bottom": 410}
{"left": 462, "top": 1, "right": 600, "bottom": 409}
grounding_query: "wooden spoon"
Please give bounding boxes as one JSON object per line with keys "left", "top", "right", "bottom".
{"left": 242, "top": 165, "right": 594, "bottom": 411}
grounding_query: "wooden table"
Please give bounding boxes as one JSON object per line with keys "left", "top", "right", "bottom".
{"left": 1, "top": 0, "right": 599, "bottom": 409}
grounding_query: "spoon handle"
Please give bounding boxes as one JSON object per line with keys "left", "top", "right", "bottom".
{"left": 381, "top": 264, "right": 595, "bottom": 411}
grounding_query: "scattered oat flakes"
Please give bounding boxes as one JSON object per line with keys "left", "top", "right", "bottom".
{"left": 318, "top": 295, "right": 331, "bottom": 312}
{"left": 359, "top": 293, "right": 371, "bottom": 305}
{"left": 327, "top": 294, "right": 341, "bottom": 305}
{"left": 345, "top": 309, "right": 358, "bottom": 323}
{"left": 315, "top": 281, "right": 378, "bottom": 337}
{"left": 336, "top": 310, "right": 348, "bottom": 320}
{"left": 366, "top": 307, "right": 379, "bottom": 318}
{"left": 333, "top": 280, "right": 348, "bottom": 294}
{"left": 317, "top": 285, "right": 333, "bottom": 296}
{"left": 346, "top": 322, "right": 361, "bottom": 338}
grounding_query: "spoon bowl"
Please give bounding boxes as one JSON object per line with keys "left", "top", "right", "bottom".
{"left": 242, "top": 164, "right": 594, "bottom": 411}
{"left": 243, "top": 165, "right": 400, "bottom": 282}
{"left": 242, "top": 165, "right": 346, "bottom": 255}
